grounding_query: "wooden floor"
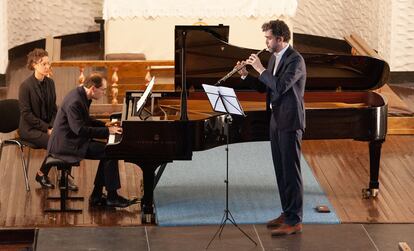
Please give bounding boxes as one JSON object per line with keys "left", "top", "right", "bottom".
{"left": 0, "top": 148, "right": 143, "bottom": 226}
{"left": 1, "top": 42, "right": 414, "bottom": 228}
{"left": 303, "top": 136, "right": 414, "bottom": 223}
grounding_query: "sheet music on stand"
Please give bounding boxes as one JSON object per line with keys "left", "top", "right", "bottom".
{"left": 135, "top": 76, "right": 156, "bottom": 115}
{"left": 202, "top": 84, "right": 245, "bottom": 116}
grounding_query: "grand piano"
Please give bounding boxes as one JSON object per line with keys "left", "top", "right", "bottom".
{"left": 106, "top": 25, "right": 389, "bottom": 223}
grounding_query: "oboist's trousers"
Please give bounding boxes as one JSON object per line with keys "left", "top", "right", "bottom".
{"left": 269, "top": 114, "right": 304, "bottom": 226}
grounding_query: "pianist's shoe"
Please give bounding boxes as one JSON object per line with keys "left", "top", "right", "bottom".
{"left": 89, "top": 194, "right": 107, "bottom": 207}
{"left": 57, "top": 175, "right": 79, "bottom": 191}
{"left": 67, "top": 175, "right": 78, "bottom": 191}
{"left": 35, "top": 173, "right": 55, "bottom": 189}
{"left": 106, "top": 195, "right": 134, "bottom": 208}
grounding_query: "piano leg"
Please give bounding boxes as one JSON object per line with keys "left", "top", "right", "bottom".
{"left": 140, "top": 163, "right": 158, "bottom": 224}
{"left": 362, "top": 140, "right": 383, "bottom": 199}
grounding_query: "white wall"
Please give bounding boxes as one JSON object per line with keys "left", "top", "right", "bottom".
{"left": 7, "top": 0, "right": 102, "bottom": 49}
{"left": 390, "top": 0, "right": 414, "bottom": 71}
{"left": 0, "top": 0, "right": 7, "bottom": 74}
{"left": 105, "top": 0, "right": 414, "bottom": 71}
{"left": 294, "top": 0, "right": 390, "bottom": 59}
{"left": 2, "top": 1, "right": 414, "bottom": 72}
{"left": 106, "top": 16, "right": 291, "bottom": 60}
{"left": 294, "top": 0, "right": 414, "bottom": 71}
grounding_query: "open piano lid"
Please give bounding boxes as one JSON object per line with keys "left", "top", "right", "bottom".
{"left": 174, "top": 25, "right": 390, "bottom": 92}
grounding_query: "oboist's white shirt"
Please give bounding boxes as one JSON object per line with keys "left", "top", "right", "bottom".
{"left": 272, "top": 44, "right": 289, "bottom": 75}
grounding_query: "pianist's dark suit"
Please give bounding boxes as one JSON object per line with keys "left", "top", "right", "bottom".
{"left": 48, "top": 86, "right": 120, "bottom": 191}
{"left": 244, "top": 45, "right": 306, "bottom": 225}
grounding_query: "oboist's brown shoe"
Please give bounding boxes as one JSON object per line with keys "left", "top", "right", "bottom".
{"left": 270, "top": 223, "right": 303, "bottom": 236}
{"left": 266, "top": 214, "right": 286, "bottom": 228}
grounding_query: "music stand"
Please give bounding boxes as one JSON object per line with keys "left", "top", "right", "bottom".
{"left": 202, "top": 84, "right": 257, "bottom": 249}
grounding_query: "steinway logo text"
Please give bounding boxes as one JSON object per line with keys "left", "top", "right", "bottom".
{"left": 134, "top": 140, "right": 176, "bottom": 145}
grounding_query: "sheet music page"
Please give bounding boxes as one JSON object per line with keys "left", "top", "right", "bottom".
{"left": 218, "top": 86, "right": 245, "bottom": 116}
{"left": 202, "top": 84, "right": 226, "bottom": 113}
{"left": 136, "top": 76, "right": 155, "bottom": 113}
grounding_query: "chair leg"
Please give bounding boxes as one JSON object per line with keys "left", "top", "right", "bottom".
{"left": 0, "top": 141, "right": 3, "bottom": 159}
{"left": 26, "top": 147, "right": 32, "bottom": 173}
{"left": 18, "top": 144, "right": 30, "bottom": 192}
{"left": 61, "top": 169, "right": 68, "bottom": 210}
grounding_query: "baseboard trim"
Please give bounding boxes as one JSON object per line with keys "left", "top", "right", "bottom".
{"left": 0, "top": 228, "right": 36, "bottom": 244}
{"left": 389, "top": 71, "right": 414, "bottom": 84}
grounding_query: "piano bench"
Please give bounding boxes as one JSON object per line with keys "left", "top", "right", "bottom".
{"left": 43, "top": 156, "right": 84, "bottom": 213}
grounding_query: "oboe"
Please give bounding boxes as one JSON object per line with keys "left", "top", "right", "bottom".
{"left": 215, "top": 48, "right": 267, "bottom": 86}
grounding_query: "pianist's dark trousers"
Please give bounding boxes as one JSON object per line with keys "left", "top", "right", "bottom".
{"left": 269, "top": 116, "right": 304, "bottom": 226}
{"left": 85, "top": 140, "right": 121, "bottom": 192}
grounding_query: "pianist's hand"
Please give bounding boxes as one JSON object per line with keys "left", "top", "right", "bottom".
{"left": 236, "top": 61, "right": 248, "bottom": 77}
{"left": 105, "top": 121, "right": 120, "bottom": 127}
{"left": 109, "top": 126, "right": 122, "bottom": 134}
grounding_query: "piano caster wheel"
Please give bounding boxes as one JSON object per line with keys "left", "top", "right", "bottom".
{"left": 142, "top": 213, "right": 155, "bottom": 224}
{"left": 362, "top": 188, "right": 378, "bottom": 199}
{"left": 141, "top": 203, "right": 155, "bottom": 224}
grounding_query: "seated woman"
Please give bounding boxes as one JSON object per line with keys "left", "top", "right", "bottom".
{"left": 18, "top": 48, "right": 77, "bottom": 190}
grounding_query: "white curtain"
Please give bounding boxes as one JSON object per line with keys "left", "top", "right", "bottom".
{"left": 103, "top": 0, "right": 298, "bottom": 19}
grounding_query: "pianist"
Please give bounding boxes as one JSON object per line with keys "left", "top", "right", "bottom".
{"left": 47, "top": 72, "right": 136, "bottom": 208}
{"left": 238, "top": 19, "right": 306, "bottom": 236}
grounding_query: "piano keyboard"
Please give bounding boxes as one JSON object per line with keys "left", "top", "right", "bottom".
{"left": 108, "top": 118, "right": 122, "bottom": 144}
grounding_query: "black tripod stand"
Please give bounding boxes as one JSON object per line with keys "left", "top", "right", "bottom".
{"left": 206, "top": 114, "right": 257, "bottom": 249}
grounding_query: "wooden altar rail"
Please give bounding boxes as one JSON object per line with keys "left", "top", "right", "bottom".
{"left": 51, "top": 60, "right": 175, "bottom": 104}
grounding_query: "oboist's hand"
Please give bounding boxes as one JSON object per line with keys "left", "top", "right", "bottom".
{"left": 246, "top": 53, "right": 265, "bottom": 74}
{"left": 236, "top": 61, "right": 248, "bottom": 77}
{"left": 108, "top": 126, "right": 122, "bottom": 134}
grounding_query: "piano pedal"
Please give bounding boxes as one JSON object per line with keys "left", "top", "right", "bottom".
{"left": 362, "top": 188, "right": 379, "bottom": 199}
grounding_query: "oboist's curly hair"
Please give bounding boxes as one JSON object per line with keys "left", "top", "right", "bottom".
{"left": 262, "top": 20, "right": 291, "bottom": 43}
{"left": 26, "top": 48, "right": 48, "bottom": 71}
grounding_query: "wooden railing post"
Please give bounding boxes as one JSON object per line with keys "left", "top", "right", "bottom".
{"left": 145, "top": 66, "right": 152, "bottom": 82}
{"left": 111, "top": 67, "right": 119, "bottom": 104}
{"left": 79, "top": 67, "right": 85, "bottom": 86}
{"left": 51, "top": 60, "right": 175, "bottom": 104}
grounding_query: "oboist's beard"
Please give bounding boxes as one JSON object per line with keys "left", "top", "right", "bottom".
{"left": 266, "top": 47, "right": 275, "bottom": 53}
